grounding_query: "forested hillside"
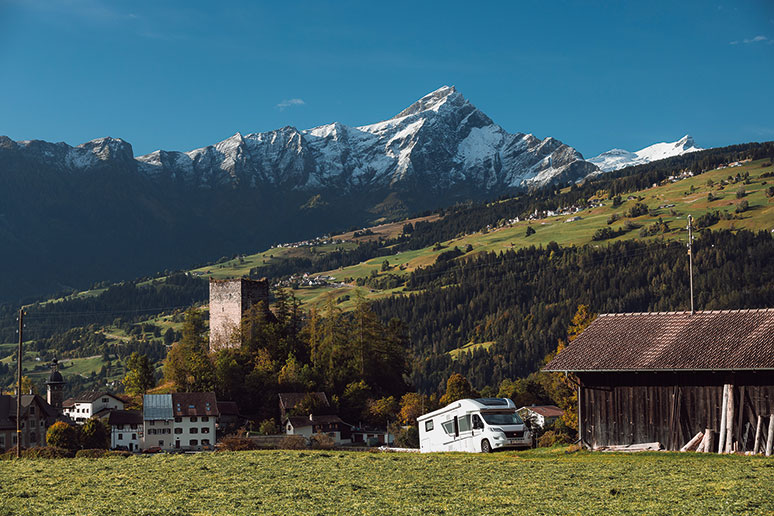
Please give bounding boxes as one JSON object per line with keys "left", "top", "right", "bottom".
{"left": 373, "top": 230, "right": 774, "bottom": 392}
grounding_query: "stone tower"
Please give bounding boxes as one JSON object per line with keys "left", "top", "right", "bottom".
{"left": 209, "top": 278, "right": 271, "bottom": 351}
{"left": 46, "top": 359, "right": 65, "bottom": 411}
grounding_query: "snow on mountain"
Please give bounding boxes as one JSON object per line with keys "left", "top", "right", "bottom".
{"left": 135, "top": 86, "right": 598, "bottom": 191}
{"left": 588, "top": 135, "right": 702, "bottom": 172}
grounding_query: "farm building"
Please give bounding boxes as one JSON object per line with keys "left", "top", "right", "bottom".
{"left": 517, "top": 405, "right": 564, "bottom": 429}
{"left": 543, "top": 309, "right": 774, "bottom": 452}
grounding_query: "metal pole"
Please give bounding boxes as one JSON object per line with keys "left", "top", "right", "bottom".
{"left": 686, "top": 215, "right": 695, "bottom": 315}
{"left": 16, "top": 309, "right": 24, "bottom": 458}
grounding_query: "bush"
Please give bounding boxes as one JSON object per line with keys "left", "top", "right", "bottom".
{"left": 606, "top": 213, "right": 620, "bottom": 225}
{"left": 75, "top": 449, "right": 108, "bottom": 458}
{"left": 105, "top": 450, "right": 132, "bottom": 457}
{"left": 766, "top": 186, "right": 774, "bottom": 198}
{"left": 592, "top": 227, "right": 624, "bottom": 241}
{"left": 735, "top": 200, "right": 749, "bottom": 213}
{"left": 257, "top": 419, "right": 280, "bottom": 435}
{"left": 736, "top": 187, "right": 746, "bottom": 198}
{"left": 80, "top": 419, "right": 110, "bottom": 450}
{"left": 46, "top": 421, "right": 79, "bottom": 451}
{"left": 525, "top": 226, "right": 536, "bottom": 237}
{"left": 537, "top": 430, "right": 573, "bottom": 448}
{"left": 217, "top": 434, "right": 258, "bottom": 452}
{"left": 279, "top": 435, "right": 307, "bottom": 450}
{"left": 309, "top": 433, "right": 335, "bottom": 450}
{"left": 0, "top": 446, "right": 73, "bottom": 460}
{"left": 625, "top": 202, "right": 649, "bottom": 218}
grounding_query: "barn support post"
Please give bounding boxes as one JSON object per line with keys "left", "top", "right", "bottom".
{"left": 735, "top": 386, "right": 745, "bottom": 450}
{"left": 753, "top": 416, "right": 763, "bottom": 455}
{"left": 577, "top": 383, "right": 585, "bottom": 449}
{"left": 766, "top": 415, "right": 774, "bottom": 457}
{"left": 718, "top": 384, "right": 729, "bottom": 453}
{"left": 724, "top": 383, "right": 735, "bottom": 454}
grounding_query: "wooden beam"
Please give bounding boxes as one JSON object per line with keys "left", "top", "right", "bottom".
{"left": 766, "top": 415, "right": 774, "bottom": 457}
{"left": 718, "top": 384, "right": 729, "bottom": 453}
{"left": 725, "top": 383, "right": 735, "bottom": 454}
{"left": 753, "top": 415, "right": 763, "bottom": 455}
{"left": 734, "top": 386, "right": 745, "bottom": 448}
{"left": 680, "top": 431, "right": 704, "bottom": 452}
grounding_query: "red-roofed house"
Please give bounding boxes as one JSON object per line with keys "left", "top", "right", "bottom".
{"left": 517, "top": 405, "right": 564, "bottom": 429}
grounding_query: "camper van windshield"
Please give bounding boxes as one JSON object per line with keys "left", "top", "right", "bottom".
{"left": 481, "top": 412, "right": 523, "bottom": 426}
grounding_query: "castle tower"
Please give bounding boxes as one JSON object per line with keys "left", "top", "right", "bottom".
{"left": 209, "top": 278, "right": 271, "bottom": 351}
{"left": 46, "top": 359, "right": 65, "bottom": 411}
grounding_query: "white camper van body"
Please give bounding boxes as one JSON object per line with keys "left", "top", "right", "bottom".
{"left": 417, "top": 398, "right": 531, "bottom": 453}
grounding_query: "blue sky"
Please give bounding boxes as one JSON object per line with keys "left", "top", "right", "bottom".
{"left": 0, "top": 0, "right": 772, "bottom": 158}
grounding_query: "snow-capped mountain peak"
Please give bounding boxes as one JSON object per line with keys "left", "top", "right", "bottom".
{"left": 588, "top": 135, "right": 702, "bottom": 172}
{"left": 392, "top": 85, "right": 459, "bottom": 119}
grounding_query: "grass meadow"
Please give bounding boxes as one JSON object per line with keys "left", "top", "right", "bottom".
{"left": 1, "top": 448, "right": 773, "bottom": 515}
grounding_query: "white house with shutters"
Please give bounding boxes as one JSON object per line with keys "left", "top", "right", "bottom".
{"left": 62, "top": 391, "right": 125, "bottom": 424}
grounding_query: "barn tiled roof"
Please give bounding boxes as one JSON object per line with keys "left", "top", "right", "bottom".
{"left": 543, "top": 309, "right": 774, "bottom": 372}
{"left": 108, "top": 410, "right": 143, "bottom": 426}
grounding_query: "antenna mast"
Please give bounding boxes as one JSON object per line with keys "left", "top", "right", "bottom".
{"left": 686, "top": 215, "right": 695, "bottom": 315}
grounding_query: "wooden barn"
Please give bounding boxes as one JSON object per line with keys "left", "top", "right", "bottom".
{"left": 543, "top": 309, "right": 774, "bottom": 453}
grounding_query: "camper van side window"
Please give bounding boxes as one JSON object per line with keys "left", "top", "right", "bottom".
{"left": 458, "top": 415, "right": 471, "bottom": 432}
{"left": 425, "top": 420, "right": 434, "bottom": 432}
{"left": 441, "top": 420, "right": 455, "bottom": 436}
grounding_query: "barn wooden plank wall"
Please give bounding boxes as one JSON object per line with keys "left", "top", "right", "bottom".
{"left": 578, "top": 372, "right": 774, "bottom": 451}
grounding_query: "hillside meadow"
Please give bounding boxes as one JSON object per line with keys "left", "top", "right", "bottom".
{"left": 1, "top": 448, "right": 772, "bottom": 515}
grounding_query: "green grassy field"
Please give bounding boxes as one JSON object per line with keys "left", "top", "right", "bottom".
{"left": 0, "top": 448, "right": 772, "bottom": 515}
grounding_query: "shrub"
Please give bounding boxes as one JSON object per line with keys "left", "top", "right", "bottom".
{"left": 625, "top": 202, "right": 649, "bottom": 218}
{"left": 735, "top": 200, "right": 749, "bottom": 213}
{"left": 257, "top": 419, "right": 280, "bottom": 435}
{"left": 611, "top": 195, "right": 623, "bottom": 208}
{"left": 736, "top": 187, "right": 746, "bottom": 198}
{"left": 592, "top": 227, "right": 624, "bottom": 241}
{"left": 80, "top": 419, "right": 110, "bottom": 449}
{"left": 217, "top": 434, "right": 257, "bottom": 452}
{"left": 766, "top": 186, "right": 774, "bottom": 198}
{"left": 606, "top": 213, "right": 620, "bottom": 225}
{"left": 105, "top": 450, "right": 132, "bottom": 457}
{"left": 279, "top": 435, "right": 307, "bottom": 450}
{"left": 0, "top": 446, "right": 73, "bottom": 460}
{"left": 537, "top": 430, "right": 573, "bottom": 448}
{"left": 310, "top": 433, "right": 335, "bottom": 450}
{"left": 46, "top": 421, "right": 79, "bottom": 451}
{"left": 525, "top": 226, "right": 536, "bottom": 237}
{"left": 75, "top": 449, "right": 108, "bottom": 458}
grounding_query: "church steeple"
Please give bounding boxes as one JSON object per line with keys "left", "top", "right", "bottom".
{"left": 45, "top": 358, "right": 65, "bottom": 411}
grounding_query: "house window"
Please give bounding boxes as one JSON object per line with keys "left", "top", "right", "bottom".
{"left": 174, "top": 428, "right": 182, "bottom": 434}
{"left": 287, "top": 425, "right": 292, "bottom": 431}
{"left": 118, "top": 434, "right": 123, "bottom": 440}
{"left": 201, "top": 416, "right": 209, "bottom": 422}
{"left": 132, "top": 434, "right": 136, "bottom": 440}
{"left": 188, "top": 405, "right": 195, "bottom": 409}
{"left": 149, "top": 421, "right": 155, "bottom": 426}
{"left": 102, "top": 398, "right": 108, "bottom": 402}
{"left": 190, "top": 416, "right": 197, "bottom": 423}
{"left": 158, "top": 440, "right": 164, "bottom": 446}
{"left": 30, "top": 432, "right": 36, "bottom": 442}
{"left": 190, "top": 428, "right": 198, "bottom": 434}
{"left": 117, "top": 424, "right": 124, "bottom": 430}
{"left": 201, "top": 427, "right": 209, "bottom": 434}
{"left": 189, "top": 440, "right": 198, "bottom": 446}
{"left": 201, "top": 439, "right": 210, "bottom": 446}
{"left": 175, "top": 417, "right": 182, "bottom": 423}
{"left": 130, "top": 424, "right": 137, "bottom": 429}
{"left": 29, "top": 406, "right": 35, "bottom": 415}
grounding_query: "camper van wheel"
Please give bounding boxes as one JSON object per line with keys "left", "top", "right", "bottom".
{"left": 481, "top": 439, "right": 491, "bottom": 453}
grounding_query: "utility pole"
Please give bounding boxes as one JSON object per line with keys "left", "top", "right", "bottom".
{"left": 686, "top": 215, "right": 695, "bottom": 315}
{"left": 16, "top": 308, "right": 24, "bottom": 458}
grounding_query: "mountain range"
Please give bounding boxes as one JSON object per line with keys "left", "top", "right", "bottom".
{"left": 0, "top": 86, "right": 702, "bottom": 302}
{"left": 588, "top": 135, "right": 703, "bottom": 172}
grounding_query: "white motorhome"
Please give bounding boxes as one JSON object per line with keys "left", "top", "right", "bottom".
{"left": 417, "top": 398, "right": 531, "bottom": 453}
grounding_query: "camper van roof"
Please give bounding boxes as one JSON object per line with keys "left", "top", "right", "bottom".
{"left": 417, "top": 398, "right": 516, "bottom": 421}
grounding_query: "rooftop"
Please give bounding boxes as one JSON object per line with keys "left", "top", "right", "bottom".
{"left": 543, "top": 309, "right": 774, "bottom": 372}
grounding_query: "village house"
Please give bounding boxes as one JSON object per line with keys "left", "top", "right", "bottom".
{"left": 62, "top": 391, "right": 125, "bottom": 424}
{"left": 0, "top": 394, "right": 59, "bottom": 451}
{"left": 350, "top": 425, "right": 394, "bottom": 446}
{"left": 517, "top": 405, "right": 564, "bottom": 429}
{"left": 544, "top": 309, "right": 774, "bottom": 452}
{"left": 284, "top": 414, "right": 351, "bottom": 445}
{"left": 108, "top": 410, "right": 143, "bottom": 452}
{"left": 142, "top": 392, "right": 219, "bottom": 451}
